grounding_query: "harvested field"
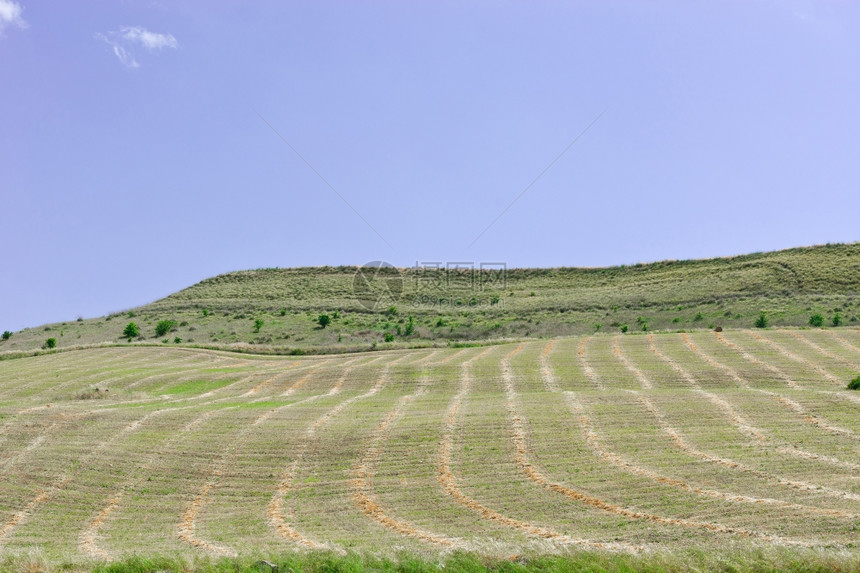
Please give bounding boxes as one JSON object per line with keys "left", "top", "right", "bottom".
{"left": 0, "top": 331, "right": 858, "bottom": 564}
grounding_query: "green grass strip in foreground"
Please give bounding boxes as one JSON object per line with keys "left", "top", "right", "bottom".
{"left": 3, "top": 549, "right": 858, "bottom": 573}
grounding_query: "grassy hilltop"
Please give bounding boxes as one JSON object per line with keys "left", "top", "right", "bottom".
{"left": 2, "top": 243, "right": 859, "bottom": 355}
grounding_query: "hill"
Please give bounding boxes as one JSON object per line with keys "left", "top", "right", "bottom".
{"left": 2, "top": 243, "right": 859, "bottom": 355}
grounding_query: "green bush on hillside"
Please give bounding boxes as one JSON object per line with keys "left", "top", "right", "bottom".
{"left": 317, "top": 314, "right": 331, "bottom": 329}
{"left": 809, "top": 313, "right": 824, "bottom": 327}
{"left": 384, "top": 332, "right": 395, "bottom": 342}
{"left": 848, "top": 376, "right": 860, "bottom": 391}
{"left": 254, "top": 318, "right": 265, "bottom": 332}
{"left": 1, "top": 331, "right": 10, "bottom": 341}
{"left": 123, "top": 322, "right": 139, "bottom": 340}
{"left": 43, "top": 338, "right": 56, "bottom": 349}
{"left": 832, "top": 313, "right": 843, "bottom": 327}
{"left": 754, "top": 312, "right": 768, "bottom": 328}
{"left": 155, "top": 319, "right": 177, "bottom": 338}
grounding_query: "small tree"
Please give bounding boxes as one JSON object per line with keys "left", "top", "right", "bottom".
{"left": 404, "top": 316, "right": 415, "bottom": 336}
{"left": 848, "top": 376, "right": 860, "bottom": 391}
{"left": 44, "top": 337, "right": 57, "bottom": 349}
{"left": 1, "top": 331, "right": 11, "bottom": 341}
{"left": 809, "top": 313, "right": 824, "bottom": 327}
{"left": 832, "top": 313, "right": 843, "bottom": 327}
{"left": 754, "top": 312, "right": 768, "bottom": 328}
{"left": 253, "top": 318, "right": 265, "bottom": 333}
{"left": 317, "top": 314, "right": 331, "bottom": 329}
{"left": 123, "top": 322, "right": 140, "bottom": 340}
{"left": 384, "top": 332, "right": 395, "bottom": 342}
{"left": 155, "top": 319, "right": 177, "bottom": 338}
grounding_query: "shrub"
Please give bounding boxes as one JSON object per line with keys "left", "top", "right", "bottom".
{"left": 384, "top": 332, "right": 395, "bottom": 342}
{"left": 279, "top": 308, "right": 287, "bottom": 316}
{"left": 809, "top": 313, "right": 824, "bottom": 327}
{"left": 123, "top": 322, "right": 140, "bottom": 340}
{"left": 155, "top": 320, "right": 177, "bottom": 338}
{"left": 1, "top": 331, "right": 10, "bottom": 340}
{"left": 386, "top": 306, "right": 398, "bottom": 317}
{"left": 754, "top": 312, "right": 768, "bottom": 328}
{"left": 832, "top": 313, "right": 843, "bottom": 327}
{"left": 317, "top": 314, "right": 331, "bottom": 329}
{"left": 173, "top": 337, "right": 182, "bottom": 344}
{"left": 254, "top": 318, "right": 264, "bottom": 332}
{"left": 693, "top": 312, "right": 704, "bottom": 322}
{"left": 404, "top": 316, "right": 415, "bottom": 336}
{"left": 44, "top": 337, "right": 57, "bottom": 349}
{"left": 202, "top": 309, "right": 210, "bottom": 317}
{"left": 848, "top": 376, "right": 860, "bottom": 391}
{"left": 620, "top": 324, "right": 628, "bottom": 333}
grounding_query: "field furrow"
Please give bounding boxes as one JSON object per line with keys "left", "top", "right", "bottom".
{"left": 266, "top": 354, "right": 402, "bottom": 550}
{"left": 647, "top": 334, "right": 860, "bottom": 472}
{"left": 437, "top": 346, "right": 636, "bottom": 550}
{"left": 0, "top": 331, "right": 857, "bottom": 560}
{"left": 689, "top": 333, "right": 860, "bottom": 441}
{"left": 589, "top": 340, "right": 853, "bottom": 519}
{"left": 177, "top": 365, "right": 348, "bottom": 555}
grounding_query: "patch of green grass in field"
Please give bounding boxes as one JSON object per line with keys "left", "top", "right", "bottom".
{"left": 200, "top": 367, "right": 254, "bottom": 373}
{"left": 160, "top": 379, "right": 236, "bottom": 395}
{"left": 217, "top": 400, "right": 294, "bottom": 409}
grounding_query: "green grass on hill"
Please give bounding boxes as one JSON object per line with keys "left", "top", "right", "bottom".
{"left": 2, "top": 243, "right": 859, "bottom": 355}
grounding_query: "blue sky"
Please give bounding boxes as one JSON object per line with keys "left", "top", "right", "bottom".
{"left": 2, "top": 1, "right": 859, "bottom": 331}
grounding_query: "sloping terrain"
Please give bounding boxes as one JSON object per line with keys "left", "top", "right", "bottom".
{"left": 0, "top": 328, "right": 858, "bottom": 565}
{"left": 2, "top": 243, "right": 859, "bottom": 355}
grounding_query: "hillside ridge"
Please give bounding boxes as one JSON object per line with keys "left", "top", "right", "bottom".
{"left": 2, "top": 243, "right": 858, "bottom": 355}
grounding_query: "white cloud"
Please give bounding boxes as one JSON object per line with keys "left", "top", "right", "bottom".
{"left": 0, "top": 0, "right": 28, "bottom": 34}
{"left": 98, "top": 25, "right": 178, "bottom": 68}
{"left": 121, "top": 26, "right": 177, "bottom": 51}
